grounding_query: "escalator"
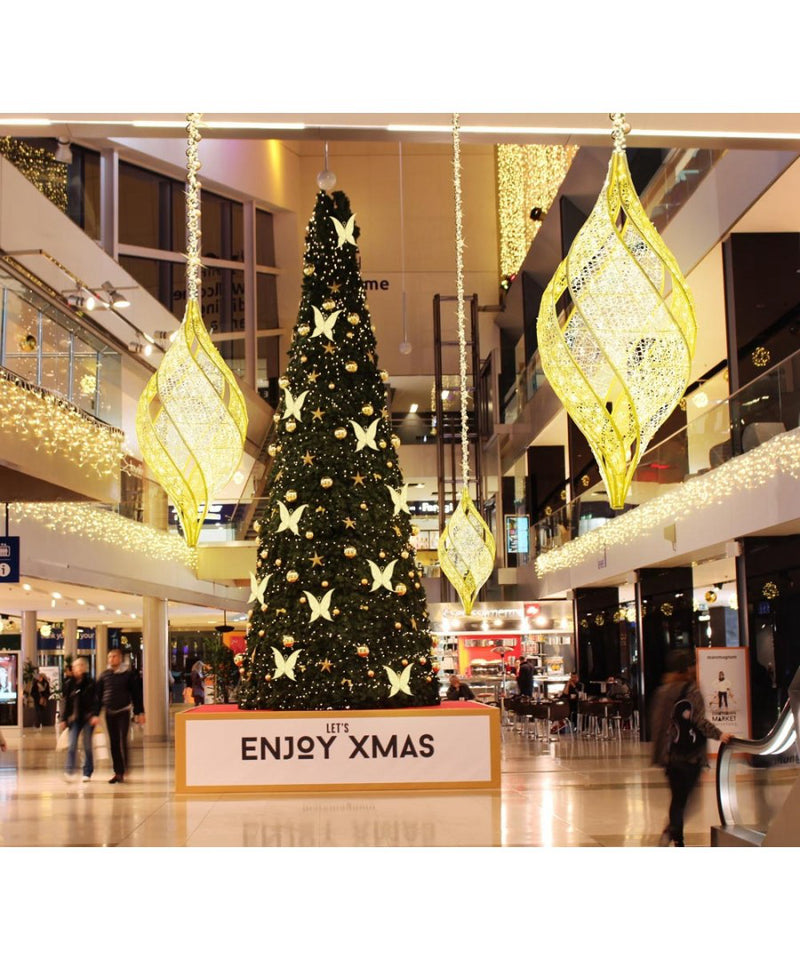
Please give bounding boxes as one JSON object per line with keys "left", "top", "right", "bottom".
{"left": 712, "top": 667, "right": 800, "bottom": 846}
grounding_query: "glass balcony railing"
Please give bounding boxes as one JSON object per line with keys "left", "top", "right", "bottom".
{"left": 532, "top": 348, "right": 800, "bottom": 558}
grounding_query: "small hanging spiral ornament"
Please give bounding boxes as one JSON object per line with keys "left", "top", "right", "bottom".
{"left": 437, "top": 113, "right": 496, "bottom": 615}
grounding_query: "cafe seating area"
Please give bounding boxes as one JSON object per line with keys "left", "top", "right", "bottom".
{"left": 503, "top": 691, "right": 639, "bottom": 742}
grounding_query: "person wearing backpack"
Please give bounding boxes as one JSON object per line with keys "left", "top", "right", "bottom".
{"left": 650, "top": 649, "right": 732, "bottom": 846}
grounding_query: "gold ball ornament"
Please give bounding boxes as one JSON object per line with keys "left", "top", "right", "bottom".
{"left": 367, "top": 670, "right": 375, "bottom": 678}
{"left": 705, "top": 590, "right": 718, "bottom": 604}
{"left": 321, "top": 477, "right": 333, "bottom": 489}
{"left": 279, "top": 376, "right": 289, "bottom": 389}
{"left": 258, "top": 629, "right": 265, "bottom": 637}
{"left": 395, "top": 583, "right": 407, "bottom": 596}
{"left": 360, "top": 502, "right": 368, "bottom": 511}
{"left": 334, "top": 427, "right": 348, "bottom": 440}
{"left": 322, "top": 580, "right": 329, "bottom": 588}
{"left": 379, "top": 440, "right": 387, "bottom": 449}
{"left": 285, "top": 490, "right": 297, "bottom": 502}
{"left": 286, "top": 570, "right": 299, "bottom": 583}
{"left": 391, "top": 434, "right": 401, "bottom": 449}
{"left": 273, "top": 413, "right": 281, "bottom": 423}
{"left": 323, "top": 299, "right": 336, "bottom": 311}
{"left": 344, "top": 546, "right": 357, "bottom": 558}
{"left": 379, "top": 370, "right": 389, "bottom": 382}
{"left": 285, "top": 420, "right": 297, "bottom": 433}
{"left": 414, "top": 582, "right": 420, "bottom": 589}
{"left": 299, "top": 596, "right": 307, "bottom": 604}
{"left": 260, "top": 604, "right": 267, "bottom": 612}
{"left": 282, "top": 635, "right": 295, "bottom": 648}
{"left": 300, "top": 355, "right": 308, "bottom": 363}
{"left": 264, "top": 674, "right": 272, "bottom": 682}
{"left": 401, "top": 550, "right": 409, "bottom": 559}
{"left": 386, "top": 461, "right": 393, "bottom": 468}
{"left": 274, "top": 558, "right": 282, "bottom": 567}
{"left": 328, "top": 382, "right": 336, "bottom": 390}
{"left": 268, "top": 444, "right": 278, "bottom": 457}
{"left": 379, "top": 551, "right": 386, "bottom": 558}
{"left": 361, "top": 578, "right": 369, "bottom": 586}
{"left": 395, "top": 622, "right": 402, "bottom": 630}
{"left": 345, "top": 361, "right": 358, "bottom": 373}
{"left": 419, "top": 657, "right": 427, "bottom": 665}
{"left": 260, "top": 549, "right": 267, "bottom": 558}
{"left": 357, "top": 645, "right": 370, "bottom": 657}
{"left": 362, "top": 404, "right": 374, "bottom": 416}
{"left": 401, "top": 659, "right": 408, "bottom": 666}
{"left": 333, "top": 608, "right": 340, "bottom": 616}
{"left": 305, "top": 531, "right": 314, "bottom": 540}
{"left": 411, "top": 525, "right": 419, "bottom": 536}
{"left": 346, "top": 332, "right": 354, "bottom": 339}
{"left": 303, "top": 264, "right": 315, "bottom": 276}
{"left": 253, "top": 520, "right": 261, "bottom": 532}
{"left": 371, "top": 324, "right": 377, "bottom": 333}
{"left": 348, "top": 312, "right": 360, "bottom": 325}
{"left": 298, "top": 324, "right": 311, "bottom": 337}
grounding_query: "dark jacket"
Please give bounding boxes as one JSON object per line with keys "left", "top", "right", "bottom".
{"left": 650, "top": 678, "right": 723, "bottom": 767}
{"left": 62, "top": 674, "right": 97, "bottom": 726}
{"left": 95, "top": 665, "right": 144, "bottom": 715}
{"left": 446, "top": 682, "right": 475, "bottom": 701}
{"left": 517, "top": 662, "right": 534, "bottom": 698}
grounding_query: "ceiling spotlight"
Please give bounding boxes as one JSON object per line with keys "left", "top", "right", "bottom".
{"left": 54, "top": 138, "right": 72, "bottom": 164}
{"left": 66, "top": 293, "right": 84, "bottom": 309}
{"left": 115, "top": 609, "right": 122, "bottom": 615}
{"left": 128, "top": 342, "right": 143, "bottom": 355}
{"left": 409, "top": 403, "right": 419, "bottom": 414}
{"left": 102, "top": 282, "right": 130, "bottom": 308}
{"left": 23, "top": 583, "right": 32, "bottom": 591}
{"left": 51, "top": 591, "right": 62, "bottom": 599}
{"left": 143, "top": 342, "right": 153, "bottom": 357}
{"left": 97, "top": 604, "right": 105, "bottom": 611}
{"left": 77, "top": 599, "right": 86, "bottom": 606}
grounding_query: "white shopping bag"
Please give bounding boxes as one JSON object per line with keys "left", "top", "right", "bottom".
{"left": 93, "top": 726, "right": 109, "bottom": 762}
{"left": 55, "top": 726, "right": 70, "bottom": 752}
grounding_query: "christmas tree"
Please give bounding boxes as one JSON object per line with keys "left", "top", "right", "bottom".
{"left": 237, "top": 189, "right": 441, "bottom": 711}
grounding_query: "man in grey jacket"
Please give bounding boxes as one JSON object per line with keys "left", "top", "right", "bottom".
{"left": 650, "top": 649, "right": 731, "bottom": 846}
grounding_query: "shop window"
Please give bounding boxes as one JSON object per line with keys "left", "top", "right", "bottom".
{"left": 257, "top": 272, "right": 279, "bottom": 331}
{"left": 66, "top": 145, "right": 101, "bottom": 241}
{"left": 203, "top": 267, "right": 245, "bottom": 334}
{"left": 218, "top": 337, "right": 246, "bottom": 381}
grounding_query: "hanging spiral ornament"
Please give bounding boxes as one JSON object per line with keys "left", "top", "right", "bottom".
{"left": 136, "top": 113, "right": 248, "bottom": 547}
{"left": 437, "top": 113, "right": 496, "bottom": 615}
{"left": 537, "top": 113, "right": 697, "bottom": 509}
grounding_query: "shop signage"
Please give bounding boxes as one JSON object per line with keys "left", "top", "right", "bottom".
{"left": 505, "top": 516, "right": 530, "bottom": 554}
{"left": 177, "top": 706, "right": 499, "bottom": 792}
{"left": 524, "top": 603, "right": 541, "bottom": 618}
{"left": 0, "top": 537, "right": 20, "bottom": 584}
{"left": 168, "top": 503, "right": 237, "bottom": 527}
{"left": 696, "top": 647, "right": 751, "bottom": 751}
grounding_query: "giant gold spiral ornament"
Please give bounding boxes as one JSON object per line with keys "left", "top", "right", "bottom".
{"left": 537, "top": 114, "right": 697, "bottom": 509}
{"left": 438, "top": 114, "right": 496, "bottom": 614}
{"left": 136, "top": 114, "right": 247, "bottom": 547}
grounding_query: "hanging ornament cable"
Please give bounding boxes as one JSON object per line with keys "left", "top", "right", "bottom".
{"left": 185, "top": 112, "right": 203, "bottom": 305}
{"left": 452, "top": 114, "right": 470, "bottom": 491}
{"left": 399, "top": 143, "right": 412, "bottom": 355}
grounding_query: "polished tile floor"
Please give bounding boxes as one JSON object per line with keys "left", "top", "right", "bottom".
{"left": 0, "top": 715, "right": 726, "bottom": 847}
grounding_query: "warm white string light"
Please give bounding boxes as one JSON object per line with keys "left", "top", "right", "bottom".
{"left": 185, "top": 112, "right": 202, "bottom": 303}
{"left": 452, "top": 113, "right": 470, "bottom": 488}
{"left": 536, "top": 429, "right": 800, "bottom": 575}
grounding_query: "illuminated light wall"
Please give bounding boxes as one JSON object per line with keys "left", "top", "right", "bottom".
{"left": 496, "top": 143, "right": 578, "bottom": 280}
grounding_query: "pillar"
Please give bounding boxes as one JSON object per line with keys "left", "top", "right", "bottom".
{"left": 142, "top": 597, "right": 169, "bottom": 741}
{"left": 63, "top": 618, "right": 78, "bottom": 661}
{"left": 142, "top": 472, "right": 169, "bottom": 530}
{"left": 21, "top": 610, "right": 37, "bottom": 668}
{"left": 95, "top": 624, "right": 109, "bottom": 678}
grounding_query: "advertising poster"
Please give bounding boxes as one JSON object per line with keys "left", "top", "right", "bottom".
{"left": 505, "top": 516, "right": 530, "bottom": 555}
{"left": 697, "top": 647, "right": 750, "bottom": 752}
{"left": 0, "top": 653, "right": 18, "bottom": 703}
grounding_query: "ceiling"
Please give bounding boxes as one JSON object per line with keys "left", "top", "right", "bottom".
{"left": 0, "top": 576, "right": 247, "bottom": 631}
{"left": 3, "top": 113, "right": 800, "bottom": 149}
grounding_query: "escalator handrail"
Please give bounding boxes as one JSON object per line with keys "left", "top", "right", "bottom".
{"left": 716, "top": 701, "right": 798, "bottom": 827}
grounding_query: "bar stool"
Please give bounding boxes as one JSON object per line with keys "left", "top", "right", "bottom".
{"left": 547, "top": 700, "right": 573, "bottom": 739}
{"left": 529, "top": 702, "right": 551, "bottom": 740}
{"left": 577, "top": 699, "right": 593, "bottom": 737}
{"left": 609, "top": 700, "right": 633, "bottom": 739}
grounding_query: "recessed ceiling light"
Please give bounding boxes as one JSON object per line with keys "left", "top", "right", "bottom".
{"left": 51, "top": 591, "right": 62, "bottom": 599}
{"left": 115, "top": 609, "right": 122, "bottom": 615}
{"left": 98, "top": 604, "right": 105, "bottom": 611}
{"left": 22, "top": 583, "right": 32, "bottom": 591}
{"left": 77, "top": 599, "right": 86, "bottom": 606}
{"left": 129, "top": 614, "right": 136, "bottom": 619}
{"left": 409, "top": 403, "right": 419, "bottom": 414}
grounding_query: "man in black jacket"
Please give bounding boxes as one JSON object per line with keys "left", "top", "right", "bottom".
{"left": 94, "top": 649, "right": 146, "bottom": 784}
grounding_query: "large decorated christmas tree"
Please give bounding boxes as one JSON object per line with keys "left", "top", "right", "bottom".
{"left": 237, "top": 189, "right": 441, "bottom": 711}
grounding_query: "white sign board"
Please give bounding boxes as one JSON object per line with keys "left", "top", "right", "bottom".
{"left": 697, "top": 647, "right": 751, "bottom": 752}
{"left": 177, "top": 707, "right": 499, "bottom": 792}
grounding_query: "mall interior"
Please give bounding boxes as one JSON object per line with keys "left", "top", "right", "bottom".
{"left": 1, "top": 111, "right": 799, "bottom": 854}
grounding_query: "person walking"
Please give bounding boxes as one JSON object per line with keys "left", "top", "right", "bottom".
{"left": 32, "top": 670, "right": 51, "bottom": 729}
{"left": 60, "top": 657, "right": 97, "bottom": 782}
{"left": 650, "top": 649, "right": 731, "bottom": 846}
{"left": 94, "top": 649, "right": 145, "bottom": 784}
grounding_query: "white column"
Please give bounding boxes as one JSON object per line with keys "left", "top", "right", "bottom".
{"left": 21, "top": 610, "right": 37, "bottom": 668}
{"left": 64, "top": 618, "right": 78, "bottom": 660}
{"left": 142, "top": 596, "right": 169, "bottom": 741}
{"left": 95, "top": 624, "right": 109, "bottom": 678}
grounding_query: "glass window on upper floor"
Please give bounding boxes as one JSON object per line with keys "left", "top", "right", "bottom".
{"left": 202, "top": 191, "right": 244, "bottom": 262}
{"left": 256, "top": 209, "right": 276, "bottom": 267}
{"left": 67, "top": 145, "right": 101, "bottom": 241}
{"left": 119, "top": 162, "right": 186, "bottom": 252}
{"left": 257, "top": 273, "right": 278, "bottom": 331}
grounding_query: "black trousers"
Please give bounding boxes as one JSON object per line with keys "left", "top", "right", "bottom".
{"left": 106, "top": 709, "right": 131, "bottom": 776}
{"left": 666, "top": 760, "right": 702, "bottom": 844}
